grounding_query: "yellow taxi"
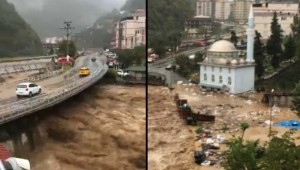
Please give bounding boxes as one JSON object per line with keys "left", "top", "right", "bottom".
{"left": 78, "top": 67, "right": 90, "bottom": 77}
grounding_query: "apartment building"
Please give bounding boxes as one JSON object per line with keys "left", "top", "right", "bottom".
{"left": 111, "top": 9, "right": 146, "bottom": 49}
{"left": 215, "top": 0, "right": 233, "bottom": 20}
{"left": 253, "top": 2, "right": 299, "bottom": 40}
{"left": 233, "top": 0, "right": 251, "bottom": 23}
{"left": 196, "top": 0, "right": 213, "bottom": 18}
{"left": 185, "top": 16, "right": 214, "bottom": 37}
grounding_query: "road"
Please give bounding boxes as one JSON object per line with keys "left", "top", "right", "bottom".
{"left": 0, "top": 53, "right": 105, "bottom": 106}
{"left": 148, "top": 32, "right": 246, "bottom": 86}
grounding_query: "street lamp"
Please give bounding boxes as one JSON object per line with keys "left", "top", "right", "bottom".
{"left": 169, "top": 48, "right": 173, "bottom": 89}
{"left": 269, "top": 89, "right": 275, "bottom": 137}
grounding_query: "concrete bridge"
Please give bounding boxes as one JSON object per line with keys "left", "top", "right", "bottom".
{"left": 0, "top": 53, "right": 108, "bottom": 125}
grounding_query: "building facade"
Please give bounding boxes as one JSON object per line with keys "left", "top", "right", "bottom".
{"left": 111, "top": 9, "right": 146, "bottom": 49}
{"left": 196, "top": 0, "right": 213, "bottom": 18}
{"left": 185, "top": 16, "right": 213, "bottom": 37}
{"left": 215, "top": 0, "right": 233, "bottom": 20}
{"left": 233, "top": 0, "right": 251, "bottom": 23}
{"left": 253, "top": 3, "right": 299, "bottom": 40}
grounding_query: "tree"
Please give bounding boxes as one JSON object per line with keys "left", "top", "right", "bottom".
{"left": 148, "top": 0, "right": 194, "bottom": 56}
{"left": 260, "top": 131, "right": 300, "bottom": 170}
{"left": 240, "top": 122, "right": 250, "bottom": 140}
{"left": 223, "top": 138, "right": 260, "bottom": 170}
{"left": 266, "top": 12, "right": 283, "bottom": 69}
{"left": 283, "top": 34, "right": 296, "bottom": 63}
{"left": 48, "top": 47, "right": 54, "bottom": 55}
{"left": 224, "top": 132, "right": 300, "bottom": 170}
{"left": 58, "top": 40, "right": 77, "bottom": 57}
{"left": 292, "top": 81, "right": 300, "bottom": 115}
{"left": 254, "top": 31, "right": 265, "bottom": 79}
{"left": 175, "top": 54, "right": 193, "bottom": 77}
{"left": 113, "top": 45, "right": 146, "bottom": 68}
{"left": 230, "top": 31, "right": 238, "bottom": 46}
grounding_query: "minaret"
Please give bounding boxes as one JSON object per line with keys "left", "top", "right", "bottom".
{"left": 246, "top": 3, "right": 255, "bottom": 63}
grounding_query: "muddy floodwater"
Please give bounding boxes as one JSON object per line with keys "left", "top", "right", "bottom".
{"left": 148, "top": 85, "right": 300, "bottom": 170}
{"left": 0, "top": 85, "right": 146, "bottom": 170}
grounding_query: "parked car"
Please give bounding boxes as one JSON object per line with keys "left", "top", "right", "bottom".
{"left": 16, "top": 82, "right": 41, "bottom": 98}
{"left": 117, "top": 69, "right": 129, "bottom": 77}
{"left": 78, "top": 67, "right": 91, "bottom": 77}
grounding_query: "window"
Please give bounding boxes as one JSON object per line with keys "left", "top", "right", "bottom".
{"left": 212, "top": 75, "right": 215, "bottom": 82}
{"left": 204, "top": 73, "right": 207, "bottom": 81}
{"left": 219, "top": 76, "right": 223, "bottom": 83}
{"left": 204, "top": 66, "right": 206, "bottom": 71}
{"left": 228, "top": 68, "right": 231, "bottom": 73}
{"left": 228, "top": 77, "right": 231, "bottom": 85}
{"left": 219, "top": 67, "right": 222, "bottom": 73}
{"left": 212, "top": 66, "right": 214, "bottom": 72}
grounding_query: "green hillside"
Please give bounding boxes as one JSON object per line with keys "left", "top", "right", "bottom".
{"left": 0, "top": 0, "right": 43, "bottom": 57}
{"left": 148, "top": 0, "right": 195, "bottom": 55}
{"left": 121, "top": 0, "right": 146, "bottom": 11}
{"left": 79, "top": 0, "right": 145, "bottom": 49}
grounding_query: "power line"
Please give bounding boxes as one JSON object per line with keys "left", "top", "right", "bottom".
{"left": 60, "top": 21, "right": 75, "bottom": 56}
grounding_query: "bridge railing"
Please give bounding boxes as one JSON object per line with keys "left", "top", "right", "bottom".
{"left": 0, "top": 58, "right": 108, "bottom": 125}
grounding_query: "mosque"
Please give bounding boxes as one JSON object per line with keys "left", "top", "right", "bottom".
{"left": 199, "top": 5, "right": 256, "bottom": 94}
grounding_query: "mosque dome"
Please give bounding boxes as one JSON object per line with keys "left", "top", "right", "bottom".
{"left": 208, "top": 40, "right": 237, "bottom": 52}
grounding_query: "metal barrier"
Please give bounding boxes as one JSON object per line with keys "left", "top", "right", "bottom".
{"left": 0, "top": 56, "right": 108, "bottom": 125}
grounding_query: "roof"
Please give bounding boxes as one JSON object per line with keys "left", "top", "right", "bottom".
{"left": 208, "top": 40, "right": 237, "bottom": 52}
{"left": 123, "top": 66, "right": 146, "bottom": 72}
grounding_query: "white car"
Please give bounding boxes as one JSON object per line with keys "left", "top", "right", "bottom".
{"left": 16, "top": 82, "right": 41, "bottom": 98}
{"left": 117, "top": 70, "right": 129, "bottom": 77}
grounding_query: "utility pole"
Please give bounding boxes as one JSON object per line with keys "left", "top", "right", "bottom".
{"left": 61, "top": 21, "right": 75, "bottom": 56}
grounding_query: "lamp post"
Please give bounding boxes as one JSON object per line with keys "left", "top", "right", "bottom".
{"left": 269, "top": 89, "right": 274, "bottom": 137}
{"left": 169, "top": 48, "right": 173, "bottom": 89}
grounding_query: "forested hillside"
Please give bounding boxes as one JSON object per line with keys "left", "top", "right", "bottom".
{"left": 148, "top": 0, "right": 196, "bottom": 55}
{"left": 79, "top": 0, "right": 145, "bottom": 49}
{"left": 121, "top": 0, "right": 146, "bottom": 11}
{"left": 0, "top": 0, "right": 43, "bottom": 57}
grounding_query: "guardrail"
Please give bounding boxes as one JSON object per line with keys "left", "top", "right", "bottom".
{"left": 0, "top": 56, "right": 108, "bottom": 125}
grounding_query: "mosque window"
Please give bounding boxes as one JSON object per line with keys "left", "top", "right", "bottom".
{"left": 219, "top": 76, "right": 223, "bottom": 83}
{"left": 212, "top": 75, "right": 215, "bottom": 82}
{"left": 204, "top": 66, "right": 206, "bottom": 71}
{"left": 228, "top": 77, "right": 232, "bottom": 85}
{"left": 204, "top": 74, "right": 207, "bottom": 81}
{"left": 228, "top": 68, "right": 231, "bottom": 73}
{"left": 212, "top": 66, "right": 214, "bottom": 72}
{"left": 219, "top": 67, "right": 222, "bottom": 72}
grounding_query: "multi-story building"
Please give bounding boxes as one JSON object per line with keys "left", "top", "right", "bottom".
{"left": 253, "top": 2, "right": 299, "bottom": 40}
{"left": 215, "top": 0, "right": 233, "bottom": 20}
{"left": 185, "top": 16, "right": 214, "bottom": 37}
{"left": 111, "top": 9, "right": 146, "bottom": 49}
{"left": 196, "top": 0, "right": 213, "bottom": 18}
{"left": 233, "top": 0, "right": 251, "bottom": 23}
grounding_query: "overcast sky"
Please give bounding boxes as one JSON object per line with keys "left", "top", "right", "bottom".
{"left": 7, "top": 0, "right": 126, "bottom": 39}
